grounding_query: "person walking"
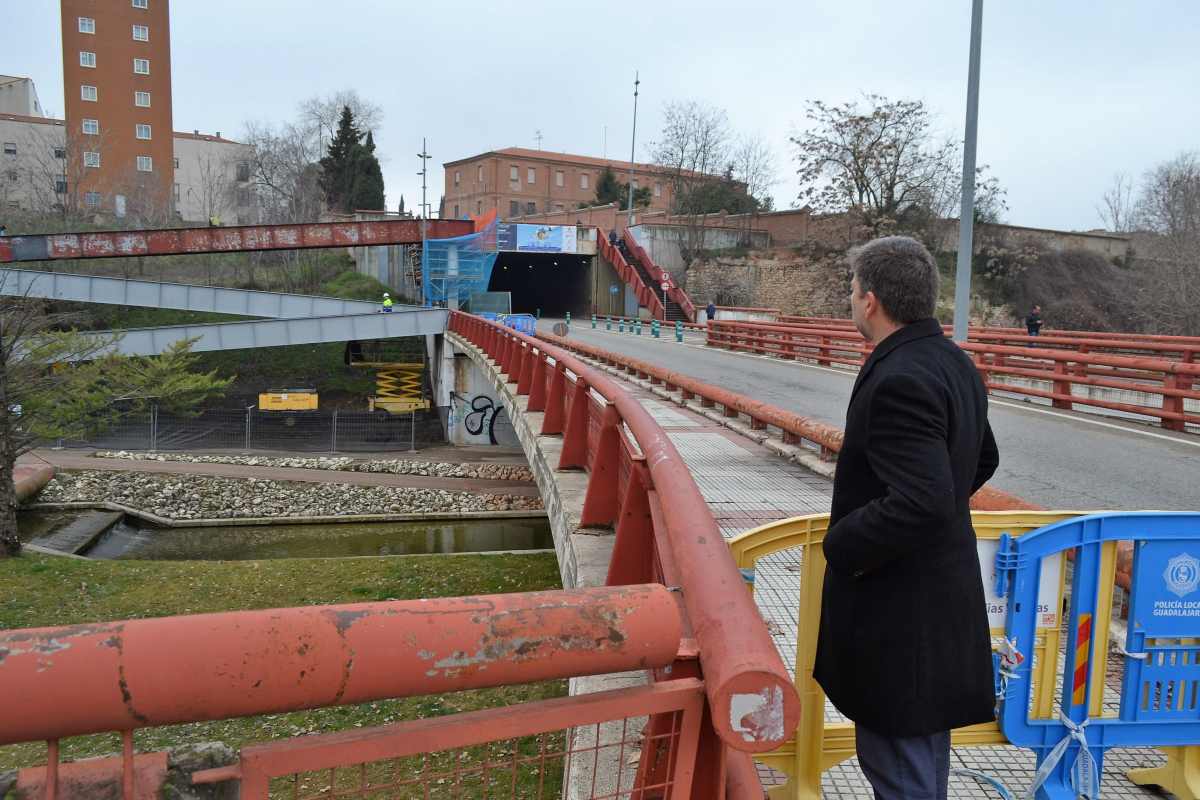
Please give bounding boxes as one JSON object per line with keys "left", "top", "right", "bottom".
{"left": 814, "top": 236, "right": 999, "bottom": 800}
{"left": 705, "top": 301, "right": 717, "bottom": 323}
{"left": 1025, "top": 304, "right": 1044, "bottom": 338}
{"left": 380, "top": 292, "right": 393, "bottom": 313}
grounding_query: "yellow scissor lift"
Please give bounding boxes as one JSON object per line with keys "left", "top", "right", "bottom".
{"left": 346, "top": 340, "right": 430, "bottom": 414}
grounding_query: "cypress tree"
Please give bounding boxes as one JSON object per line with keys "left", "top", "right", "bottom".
{"left": 318, "top": 106, "right": 362, "bottom": 212}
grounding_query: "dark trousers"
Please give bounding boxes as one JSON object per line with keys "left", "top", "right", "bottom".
{"left": 855, "top": 724, "right": 950, "bottom": 800}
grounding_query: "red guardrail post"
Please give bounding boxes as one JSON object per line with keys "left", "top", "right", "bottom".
{"left": 541, "top": 361, "right": 567, "bottom": 435}
{"left": 1052, "top": 360, "right": 1074, "bottom": 409}
{"left": 516, "top": 342, "right": 534, "bottom": 395}
{"left": 558, "top": 376, "right": 591, "bottom": 469}
{"left": 1163, "top": 373, "right": 1186, "bottom": 432}
{"left": 580, "top": 404, "right": 621, "bottom": 527}
{"left": 527, "top": 350, "right": 548, "bottom": 411}
{"left": 606, "top": 458, "right": 654, "bottom": 586}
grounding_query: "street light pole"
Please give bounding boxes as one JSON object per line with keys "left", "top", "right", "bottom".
{"left": 626, "top": 72, "right": 640, "bottom": 232}
{"left": 417, "top": 139, "right": 431, "bottom": 306}
{"left": 953, "top": 0, "right": 984, "bottom": 342}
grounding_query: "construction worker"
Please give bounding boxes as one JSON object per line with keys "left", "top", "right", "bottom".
{"left": 381, "top": 292, "right": 393, "bottom": 313}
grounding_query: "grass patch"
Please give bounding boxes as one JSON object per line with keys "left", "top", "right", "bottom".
{"left": 0, "top": 552, "right": 565, "bottom": 771}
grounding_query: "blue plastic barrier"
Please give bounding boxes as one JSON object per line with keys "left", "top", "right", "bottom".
{"left": 995, "top": 512, "right": 1200, "bottom": 799}
{"left": 501, "top": 314, "right": 536, "bottom": 336}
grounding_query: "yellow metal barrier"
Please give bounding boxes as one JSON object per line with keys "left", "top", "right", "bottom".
{"left": 258, "top": 389, "right": 318, "bottom": 411}
{"left": 727, "top": 510, "right": 1127, "bottom": 799}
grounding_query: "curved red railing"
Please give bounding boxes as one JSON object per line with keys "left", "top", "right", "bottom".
{"left": 451, "top": 311, "right": 800, "bottom": 754}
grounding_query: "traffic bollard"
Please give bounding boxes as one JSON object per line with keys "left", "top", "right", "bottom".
{"left": 566, "top": 312, "right": 571, "bottom": 325}
{"left": 606, "top": 317, "right": 612, "bottom": 331}
{"left": 635, "top": 320, "right": 642, "bottom": 336}
{"left": 675, "top": 321, "right": 683, "bottom": 342}
{"left": 619, "top": 319, "right": 625, "bottom": 333}
{"left": 591, "top": 314, "right": 597, "bottom": 329}
{"left": 651, "top": 320, "right": 660, "bottom": 338}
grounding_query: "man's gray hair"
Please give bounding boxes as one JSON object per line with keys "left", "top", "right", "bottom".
{"left": 848, "top": 236, "right": 939, "bottom": 324}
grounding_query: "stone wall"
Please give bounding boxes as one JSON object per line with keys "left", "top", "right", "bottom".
{"left": 684, "top": 245, "right": 849, "bottom": 317}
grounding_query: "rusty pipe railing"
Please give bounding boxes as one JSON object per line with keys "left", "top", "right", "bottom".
{"left": 597, "top": 229, "right": 665, "bottom": 320}
{"left": 0, "top": 585, "right": 681, "bottom": 746}
{"left": 450, "top": 311, "right": 801, "bottom": 752}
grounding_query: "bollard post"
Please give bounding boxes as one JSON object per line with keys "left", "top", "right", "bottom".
{"left": 536, "top": 308, "right": 541, "bottom": 319}
{"left": 606, "top": 317, "right": 612, "bottom": 331}
{"left": 635, "top": 320, "right": 642, "bottom": 336}
{"left": 592, "top": 314, "right": 597, "bottom": 329}
{"left": 619, "top": 319, "right": 625, "bottom": 333}
{"left": 652, "top": 320, "right": 660, "bottom": 338}
{"left": 565, "top": 311, "right": 571, "bottom": 326}
{"left": 675, "top": 321, "right": 683, "bottom": 343}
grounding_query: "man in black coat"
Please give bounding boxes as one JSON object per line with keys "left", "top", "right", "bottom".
{"left": 814, "top": 236, "right": 999, "bottom": 799}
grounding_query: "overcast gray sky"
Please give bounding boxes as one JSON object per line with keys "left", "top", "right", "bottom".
{"left": 8, "top": 1, "right": 1199, "bottom": 231}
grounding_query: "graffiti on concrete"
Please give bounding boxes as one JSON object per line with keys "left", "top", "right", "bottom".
{"left": 451, "top": 392, "right": 508, "bottom": 446}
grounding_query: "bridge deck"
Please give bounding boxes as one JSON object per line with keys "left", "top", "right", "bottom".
{"left": 570, "top": 328, "right": 1165, "bottom": 798}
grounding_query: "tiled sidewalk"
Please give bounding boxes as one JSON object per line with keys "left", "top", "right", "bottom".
{"left": 609, "top": 379, "right": 1170, "bottom": 797}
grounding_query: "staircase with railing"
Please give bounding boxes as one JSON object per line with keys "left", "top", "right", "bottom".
{"left": 621, "top": 234, "right": 697, "bottom": 323}
{"left": 597, "top": 228, "right": 664, "bottom": 320}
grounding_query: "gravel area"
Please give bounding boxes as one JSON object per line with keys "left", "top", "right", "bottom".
{"left": 94, "top": 451, "right": 535, "bottom": 482}
{"left": 38, "top": 471, "right": 543, "bottom": 521}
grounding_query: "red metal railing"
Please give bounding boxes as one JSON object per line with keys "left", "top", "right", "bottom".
{"left": 707, "top": 320, "right": 1200, "bottom": 431}
{"left": 540, "top": 330, "right": 1045, "bottom": 513}
{"left": 621, "top": 235, "right": 698, "bottom": 322}
{"left": 1, "top": 312, "right": 798, "bottom": 798}
{"left": 597, "top": 229, "right": 665, "bottom": 321}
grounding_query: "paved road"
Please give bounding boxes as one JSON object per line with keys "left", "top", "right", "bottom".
{"left": 556, "top": 323, "right": 1200, "bottom": 511}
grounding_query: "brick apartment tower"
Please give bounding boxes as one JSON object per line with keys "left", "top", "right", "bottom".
{"left": 60, "top": 0, "right": 174, "bottom": 218}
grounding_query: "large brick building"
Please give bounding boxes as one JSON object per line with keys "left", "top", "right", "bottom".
{"left": 59, "top": 0, "right": 176, "bottom": 218}
{"left": 442, "top": 147, "right": 679, "bottom": 221}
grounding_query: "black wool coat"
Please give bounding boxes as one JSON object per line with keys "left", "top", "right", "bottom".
{"left": 813, "top": 318, "right": 1000, "bottom": 737}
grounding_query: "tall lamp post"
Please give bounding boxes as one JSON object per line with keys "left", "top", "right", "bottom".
{"left": 417, "top": 139, "right": 431, "bottom": 305}
{"left": 625, "top": 72, "right": 640, "bottom": 232}
{"left": 952, "top": 0, "right": 984, "bottom": 342}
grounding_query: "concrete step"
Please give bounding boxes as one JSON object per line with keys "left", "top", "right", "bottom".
{"left": 30, "top": 510, "right": 123, "bottom": 555}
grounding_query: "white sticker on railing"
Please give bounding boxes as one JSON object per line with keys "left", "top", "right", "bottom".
{"left": 730, "top": 686, "right": 785, "bottom": 742}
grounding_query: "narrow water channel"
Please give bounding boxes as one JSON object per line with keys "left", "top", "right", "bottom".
{"left": 19, "top": 511, "right": 553, "bottom": 560}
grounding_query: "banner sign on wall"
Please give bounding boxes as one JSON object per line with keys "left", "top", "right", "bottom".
{"left": 497, "top": 223, "right": 577, "bottom": 254}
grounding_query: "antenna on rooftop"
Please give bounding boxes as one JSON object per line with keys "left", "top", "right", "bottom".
{"left": 534, "top": 129, "right": 544, "bottom": 150}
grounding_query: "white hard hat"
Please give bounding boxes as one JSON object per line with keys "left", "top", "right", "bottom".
{"left": 383, "top": 292, "right": 389, "bottom": 297}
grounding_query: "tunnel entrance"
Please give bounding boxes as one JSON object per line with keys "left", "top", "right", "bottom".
{"left": 488, "top": 251, "right": 592, "bottom": 318}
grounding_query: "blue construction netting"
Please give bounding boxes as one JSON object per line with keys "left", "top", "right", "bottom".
{"left": 422, "top": 221, "right": 498, "bottom": 309}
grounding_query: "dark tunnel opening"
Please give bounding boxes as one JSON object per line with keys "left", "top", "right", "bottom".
{"left": 488, "top": 252, "right": 592, "bottom": 318}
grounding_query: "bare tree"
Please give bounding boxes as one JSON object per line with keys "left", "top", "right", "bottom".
{"left": 1136, "top": 152, "right": 1200, "bottom": 243}
{"left": 242, "top": 120, "right": 324, "bottom": 225}
{"left": 1096, "top": 172, "right": 1136, "bottom": 233}
{"left": 16, "top": 122, "right": 111, "bottom": 226}
{"left": 1131, "top": 152, "right": 1200, "bottom": 334}
{"left": 790, "top": 95, "right": 960, "bottom": 238}
{"left": 299, "top": 89, "right": 384, "bottom": 153}
{"left": 730, "top": 135, "right": 777, "bottom": 242}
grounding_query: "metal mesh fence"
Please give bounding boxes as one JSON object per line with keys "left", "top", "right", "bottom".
{"left": 53, "top": 406, "right": 446, "bottom": 453}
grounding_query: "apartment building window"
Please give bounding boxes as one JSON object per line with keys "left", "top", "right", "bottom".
{"left": 237, "top": 188, "right": 251, "bottom": 207}
{"left": 526, "top": 167, "right": 535, "bottom": 184}
{"left": 509, "top": 165, "right": 518, "bottom": 182}
{"left": 236, "top": 162, "right": 250, "bottom": 182}
{"left": 135, "top": 91, "right": 151, "bottom": 107}
{"left": 525, "top": 201, "right": 536, "bottom": 214}
{"left": 454, "top": 170, "right": 460, "bottom": 186}
{"left": 5, "top": 170, "right": 16, "bottom": 184}
{"left": 509, "top": 200, "right": 519, "bottom": 217}
{"left": 132, "top": 0, "right": 148, "bottom": 8}
{"left": 2, "top": 143, "right": 15, "bottom": 156}
{"left": 133, "top": 58, "right": 150, "bottom": 75}
{"left": 56, "top": 179, "right": 68, "bottom": 194}
{"left": 137, "top": 156, "right": 153, "bottom": 172}
{"left": 476, "top": 200, "right": 482, "bottom": 215}
{"left": 84, "top": 151, "right": 100, "bottom": 168}
{"left": 555, "top": 170, "right": 564, "bottom": 188}
{"left": 453, "top": 204, "right": 460, "bottom": 218}
{"left": 173, "top": 157, "right": 180, "bottom": 169}
{"left": 477, "top": 165, "right": 483, "bottom": 182}
{"left": 554, "top": 203, "right": 564, "bottom": 212}
{"left": 79, "top": 51, "right": 97, "bottom": 68}
{"left": 78, "top": 17, "right": 95, "bottom": 33}
{"left": 85, "top": 191, "right": 101, "bottom": 207}
{"left": 132, "top": 25, "right": 149, "bottom": 41}
{"left": 135, "top": 124, "right": 151, "bottom": 140}
{"left": 53, "top": 147, "right": 66, "bottom": 159}
{"left": 654, "top": 182, "right": 662, "bottom": 197}
{"left": 82, "top": 118, "right": 99, "bottom": 135}
{"left": 81, "top": 85, "right": 98, "bottom": 102}
{"left": 580, "top": 173, "right": 590, "bottom": 190}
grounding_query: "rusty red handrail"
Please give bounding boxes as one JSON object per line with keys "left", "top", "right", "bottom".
{"left": 622, "top": 234, "right": 698, "bottom": 322}
{"left": 450, "top": 311, "right": 801, "bottom": 753}
{"left": 0, "top": 585, "right": 682, "bottom": 746}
